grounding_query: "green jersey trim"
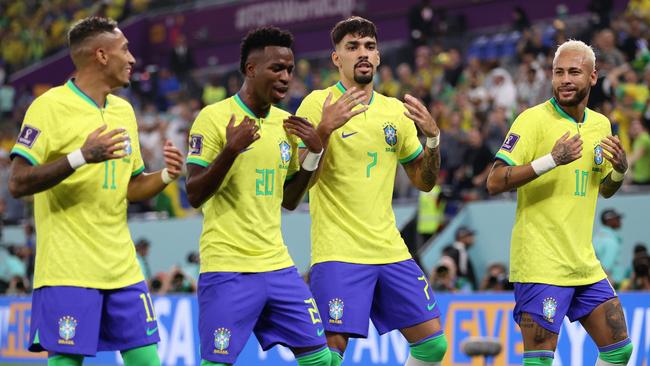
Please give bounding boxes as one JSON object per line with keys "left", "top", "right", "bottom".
{"left": 399, "top": 144, "right": 423, "bottom": 164}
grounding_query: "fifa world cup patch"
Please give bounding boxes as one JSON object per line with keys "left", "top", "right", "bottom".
{"left": 189, "top": 134, "right": 203, "bottom": 155}
{"left": 213, "top": 327, "right": 231, "bottom": 354}
{"left": 17, "top": 125, "right": 41, "bottom": 148}
{"left": 57, "top": 316, "right": 78, "bottom": 345}
{"left": 500, "top": 133, "right": 520, "bottom": 152}
{"left": 542, "top": 297, "right": 557, "bottom": 323}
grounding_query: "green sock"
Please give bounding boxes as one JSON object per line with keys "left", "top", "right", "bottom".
{"left": 296, "top": 347, "right": 332, "bottom": 366}
{"left": 121, "top": 344, "right": 161, "bottom": 366}
{"left": 48, "top": 354, "right": 84, "bottom": 366}
{"left": 330, "top": 349, "right": 343, "bottom": 366}
{"left": 200, "top": 360, "right": 230, "bottom": 366}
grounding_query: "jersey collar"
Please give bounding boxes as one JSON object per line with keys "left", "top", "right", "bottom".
{"left": 66, "top": 79, "right": 108, "bottom": 109}
{"left": 550, "top": 97, "right": 586, "bottom": 124}
{"left": 335, "top": 81, "right": 374, "bottom": 105}
{"left": 234, "top": 93, "right": 269, "bottom": 119}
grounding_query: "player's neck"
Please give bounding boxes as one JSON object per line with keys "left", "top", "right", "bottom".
{"left": 559, "top": 103, "right": 586, "bottom": 123}
{"left": 339, "top": 78, "right": 374, "bottom": 104}
{"left": 238, "top": 83, "right": 270, "bottom": 118}
{"left": 73, "top": 71, "right": 112, "bottom": 108}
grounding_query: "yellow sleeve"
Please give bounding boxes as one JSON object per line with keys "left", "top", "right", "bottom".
{"left": 494, "top": 110, "right": 538, "bottom": 166}
{"left": 601, "top": 119, "right": 614, "bottom": 180}
{"left": 10, "top": 97, "right": 51, "bottom": 165}
{"left": 187, "top": 107, "right": 224, "bottom": 168}
{"left": 128, "top": 110, "right": 145, "bottom": 176}
{"left": 287, "top": 135, "right": 300, "bottom": 179}
{"left": 397, "top": 103, "right": 423, "bottom": 165}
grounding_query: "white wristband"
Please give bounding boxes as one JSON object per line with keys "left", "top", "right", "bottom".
{"left": 67, "top": 149, "right": 87, "bottom": 170}
{"left": 531, "top": 153, "right": 557, "bottom": 176}
{"left": 302, "top": 149, "right": 324, "bottom": 171}
{"left": 611, "top": 169, "right": 626, "bottom": 182}
{"left": 426, "top": 135, "right": 440, "bottom": 149}
{"left": 161, "top": 168, "right": 174, "bottom": 184}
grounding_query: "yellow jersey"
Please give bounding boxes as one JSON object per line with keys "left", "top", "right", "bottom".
{"left": 296, "top": 82, "right": 423, "bottom": 265}
{"left": 10, "top": 80, "right": 145, "bottom": 289}
{"left": 496, "top": 98, "right": 613, "bottom": 285}
{"left": 187, "top": 95, "right": 300, "bottom": 273}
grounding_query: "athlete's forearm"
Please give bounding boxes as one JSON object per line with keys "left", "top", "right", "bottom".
{"left": 185, "top": 148, "right": 238, "bottom": 208}
{"left": 282, "top": 169, "right": 315, "bottom": 210}
{"left": 418, "top": 146, "right": 440, "bottom": 191}
{"left": 9, "top": 155, "right": 75, "bottom": 198}
{"left": 127, "top": 171, "right": 167, "bottom": 202}
{"left": 599, "top": 173, "right": 622, "bottom": 198}
{"left": 486, "top": 160, "right": 538, "bottom": 195}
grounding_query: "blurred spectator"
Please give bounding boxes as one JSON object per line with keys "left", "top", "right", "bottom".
{"left": 447, "top": 226, "right": 478, "bottom": 291}
{"left": 0, "top": 245, "right": 28, "bottom": 293}
{"left": 516, "top": 65, "right": 544, "bottom": 107}
{"left": 593, "top": 209, "right": 624, "bottom": 283}
{"left": 453, "top": 129, "right": 493, "bottom": 200}
{"left": 156, "top": 68, "right": 181, "bottom": 111}
{"left": 479, "top": 262, "right": 513, "bottom": 291}
{"left": 620, "top": 244, "right": 650, "bottom": 291}
{"left": 594, "top": 29, "right": 626, "bottom": 76}
{"left": 135, "top": 238, "right": 152, "bottom": 281}
{"left": 378, "top": 65, "right": 400, "bottom": 98}
{"left": 396, "top": 63, "right": 416, "bottom": 99}
{"left": 0, "top": 81, "right": 15, "bottom": 119}
{"left": 408, "top": 0, "right": 435, "bottom": 47}
{"left": 517, "top": 27, "right": 550, "bottom": 61}
{"left": 202, "top": 74, "right": 227, "bottom": 106}
{"left": 430, "top": 245, "right": 457, "bottom": 292}
{"left": 440, "top": 111, "right": 468, "bottom": 179}
{"left": 486, "top": 68, "right": 517, "bottom": 112}
{"left": 182, "top": 251, "right": 200, "bottom": 284}
{"left": 619, "top": 16, "right": 646, "bottom": 63}
{"left": 169, "top": 35, "right": 195, "bottom": 83}
{"left": 628, "top": 119, "right": 650, "bottom": 185}
{"left": 588, "top": 0, "right": 614, "bottom": 30}
{"left": 484, "top": 107, "right": 509, "bottom": 154}
{"left": 511, "top": 7, "right": 531, "bottom": 32}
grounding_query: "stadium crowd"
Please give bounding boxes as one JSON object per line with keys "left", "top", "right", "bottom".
{"left": 1, "top": 0, "right": 649, "bottom": 295}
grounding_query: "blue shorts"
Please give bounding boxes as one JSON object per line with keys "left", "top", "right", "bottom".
{"left": 29, "top": 281, "right": 160, "bottom": 356}
{"left": 198, "top": 266, "right": 326, "bottom": 364}
{"left": 309, "top": 259, "right": 440, "bottom": 337}
{"left": 513, "top": 278, "right": 617, "bottom": 334}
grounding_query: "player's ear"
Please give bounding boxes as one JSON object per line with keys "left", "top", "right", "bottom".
{"left": 331, "top": 51, "right": 341, "bottom": 69}
{"left": 245, "top": 61, "right": 256, "bottom": 78}
{"left": 96, "top": 47, "right": 109, "bottom": 66}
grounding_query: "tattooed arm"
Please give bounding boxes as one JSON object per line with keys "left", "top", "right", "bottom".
{"left": 599, "top": 135, "right": 627, "bottom": 198}
{"left": 404, "top": 146, "right": 441, "bottom": 192}
{"left": 487, "top": 131, "right": 582, "bottom": 195}
{"left": 9, "top": 125, "right": 127, "bottom": 198}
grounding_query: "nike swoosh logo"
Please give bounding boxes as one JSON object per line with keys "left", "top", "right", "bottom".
{"left": 146, "top": 327, "right": 158, "bottom": 336}
{"left": 427, "top": 302, "right": 436, "bottom": 311}
{"left": 341, "top": 131, "right": 358, "bottom": 138}
{"left": 317, "top": 328, "right": 325, "bottom": 336}
{"left": 241, "top": 147, "right": 254, "bottom": 153}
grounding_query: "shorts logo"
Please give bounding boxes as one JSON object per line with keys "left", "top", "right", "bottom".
{"left": 383, "top": 123, "right": 398, "bottom": 147}
{"left": 328, "top": 298, "right": 344, "bottom": 324}
{"left": 500, "top": 133, "right": 520, "bottom": 152}
{"left": 17, "top": 125, "right": 41, "bottom": 148}
{"left": 213, "top": 328, "right": 231, "bottom": 354}
{"left": 594, "top": 145, "right": 604, "bottom": 165}
{"left": 279, "top": 140, "right": 291, "bottom": 165}
{"left": 542, "top": 297, "right": 557, "bottom": 323}
{"left": 189, "top": 134, "right": 203, "bottom": 155}
{"left": 58, "top": 316, "right": 77, "bottom": 345}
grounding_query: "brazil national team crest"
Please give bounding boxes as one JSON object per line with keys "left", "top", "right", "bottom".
{"left": 58, "top": 316, "right": 77, "bottom": 345}
{"left": 279, "top": 140, "right": 291, "bottom": 164}
{"left": 594, "top": 145, "right": 604, "bottom": 165}
{"left": 122, "top": 131, "right": 132, "bottom": 162}
{"left": 542, "top": 297, "right": 558, "bottom": 323}
{"left": 383, "top": 122, "right": 398, "bottom": 147}
{"left": 213, "top": 328, "right": 231, "bottom": 354}
{"left": 328, "top": 298, "right": 344, "bottom": 324}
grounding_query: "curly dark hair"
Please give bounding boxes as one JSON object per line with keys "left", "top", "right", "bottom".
{"left": 68, "top": 16, "right": 118, "bottom": 48}
{"left": 240, "top": 27, "right": 293, "bottom": 74}
{"left": 330, "top": 16, "right": 377, "bottom": 47}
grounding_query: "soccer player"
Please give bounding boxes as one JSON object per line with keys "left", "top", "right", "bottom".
{"left": 487, "top": 40, "right": 632, "bottom": 366}
{"left": 296, "top": 17, "right": 445, "bottom": 366}
{"left": 8, "top": 17, "right": 184, "bottom": 366}
{"left": 185, "top": 27, "right": 330, "bottom": 366}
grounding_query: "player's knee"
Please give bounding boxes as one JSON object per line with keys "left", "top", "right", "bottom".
{"left": 598, "top": 339, "right": 633, "bottom": 365}
{"left": 296, "top": 346, "right": 332, "bottom": 366}
{"left": 409, "top": 333, "right": 448, "bottom": 363}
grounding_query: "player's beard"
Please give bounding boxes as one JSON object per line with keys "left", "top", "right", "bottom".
{"left": 354, "top": 70, "right": 374, "bottom": 85}
{"left": 553, "top": 85, "right": 589, "bottom": 107}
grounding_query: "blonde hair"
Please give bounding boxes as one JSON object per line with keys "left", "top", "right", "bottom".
{"left": 553, "top": 40, "right": 596, "bottom": 71}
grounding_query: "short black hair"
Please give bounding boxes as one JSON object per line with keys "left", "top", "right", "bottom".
{"left": 240, "top": 27, "right": 293, "bottom": 74}
{"left": 68, "top": 16, "right": 118, "bottom": 48}
{"left": 330, "top": 16, "right": 377, "bottom": 46}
